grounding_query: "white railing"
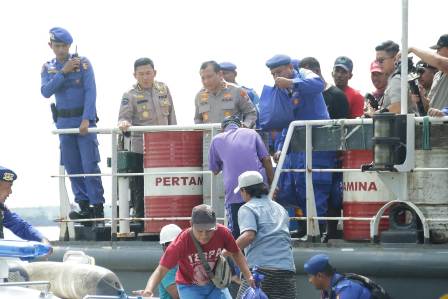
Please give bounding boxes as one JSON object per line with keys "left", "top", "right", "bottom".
{"left": 53, "top": 116, "right": 448, "bottom": 242}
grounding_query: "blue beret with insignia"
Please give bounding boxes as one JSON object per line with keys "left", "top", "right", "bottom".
{"left": 0, "top": 166, "right": 17, "bottom": 182}
{"left": 265, "top": 54, "right": 291, "bottom": 69}
{"left": 49, "top": 27, "right": 73, "bottom": 44}
{"left": 304, "top": 254, "right": 330, "bottom": 275}
{"left": 219, "top": 62, "right": 237, "bottom": 72}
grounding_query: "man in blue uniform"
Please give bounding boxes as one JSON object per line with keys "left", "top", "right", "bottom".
{"left": 0, "top": 166, "right": 51, "bottom": 246}
{"left": 266, "top": 54, "right": 335, "bottom": 235}
{"left": 304, "top": 254, "right": 371, "bottom": 299}
{"left": 41, "top": 27, "right": 105, "bottom": 221}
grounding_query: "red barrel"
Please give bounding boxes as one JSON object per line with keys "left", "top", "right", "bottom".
{"left": 342, "top": 150, "right": 393, "bottom": 240}
{"left": 143, "top": 131, "right": 203, "bottom": 233}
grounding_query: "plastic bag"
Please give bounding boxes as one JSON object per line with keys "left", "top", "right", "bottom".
{"left": 242, "top": 270, "right": 269, "bottom": 299}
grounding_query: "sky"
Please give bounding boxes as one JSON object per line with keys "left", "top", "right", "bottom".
{"left": 0, "top": 0, "right": 447, "bottom": 208}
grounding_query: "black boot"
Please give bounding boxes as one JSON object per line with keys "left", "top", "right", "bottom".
{"left": 92, "top": 204, "right": 105, "bottom": 228}
{"left": 69, "top": 200, "right": 92, "bottom": 220}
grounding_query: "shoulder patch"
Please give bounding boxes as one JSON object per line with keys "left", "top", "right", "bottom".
{"left": 121, "top": 98, "right": 129, "bottom": 105}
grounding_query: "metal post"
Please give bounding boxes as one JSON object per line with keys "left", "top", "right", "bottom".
{"left": 401, "top": 0, "right": 409, "bottom": 114}
{"left": 118, "top": 177, "right": 130, "bottom": 235}
{"left": 58, "top": 165, "right": 75, "bottom": 240}
{"left": 111, "top": 130, "right": 118, "bottom": 240}
{"left": 305, "top": 124, "right": 320, "bottom": 240}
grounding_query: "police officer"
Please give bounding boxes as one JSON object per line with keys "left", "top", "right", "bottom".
{"left": 304, "top": 254, "right": 371, "bottom": 299}
{"left": 266, "top": 54, "right": 335, "bottom": 236}
{"left": 118, "top": 57, "right": 177, "bottom": 218}
{"left": 41, "top": 27, "right": 105, "bottom": 221}
{"left": 194, "top": 61, "right": 257, "bottom": 127}
{"left": 0, "top": 166, "right": 52, "bottom": 247}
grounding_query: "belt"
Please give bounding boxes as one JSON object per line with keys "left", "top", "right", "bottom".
{"left": 57, "top": 107, "right": 84, "bottom": 118}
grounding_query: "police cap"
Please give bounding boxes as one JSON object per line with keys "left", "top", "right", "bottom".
{"left": 304, "top": 254, "right": 330, "bottom": 275}
{"left": 219, "top": 62, "right": 237, "bottom": 72}
{"left": 0, "top": 166, "right": 17, "bottom": 182}
{"left": 221, "top": 115, "right": 242, "bottom": 129}
{"left": 265, "top": 54, "right": 291, "bottom": 69}
{"left": 49, "top": 27, "right": 73, "bottom": 44}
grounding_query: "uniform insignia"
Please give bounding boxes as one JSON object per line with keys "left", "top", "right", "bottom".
{"left": 121, "top": 98, "right": 129, "bottom": 106}
{"left": 47, "top": 67, "right": 58, "bottom": 74}
{"left": 154, "top": 81, "right": 168, "bottom": 95}
{"left": 202, "top": 112, "right": 209, "bottom": 121}
{"left": 2, "top": 172, "right": 14, "bottom": 182}
{"left": 292, "top": 98, "right": 300, "bottom": 106}
{"left": 223, "top": 93, "right": 232, "bottom": 101}
{"left": 82, "top": 62, "right": 88, "bottom": 70}
{"left": 161, "top": 99, "right": 170, "bottom": 107}
{"left": 137, "top": 99, "right": 148, "bottom": 104}
{"left": 142, "top": 111, "right": 150, "bottom": 119}
{"left": 135, "top": 94, "right": 145, "bottom": 99}
{"left": 200, "top": 92, "right": 209, "bottom": 103}
{"left": 223, "top": 111, "right": 232, "bottom": 117}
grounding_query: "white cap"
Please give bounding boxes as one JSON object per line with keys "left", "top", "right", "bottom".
{"left": 233, "top": 171, "right": 264, "bottom": 194}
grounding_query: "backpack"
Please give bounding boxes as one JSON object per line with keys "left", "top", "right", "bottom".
{"left": 337, "top": 273, "right": 392, "bottom": 299}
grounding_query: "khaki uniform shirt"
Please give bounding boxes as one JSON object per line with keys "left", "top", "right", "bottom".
{"left": 194, "top": 81, "right": 257, "bottom": 128}
{"left": 429, "top": 71, "right": 448, "bottom": 110}
{"left": 118, "top": 82, "right": 177, "bottom": 153}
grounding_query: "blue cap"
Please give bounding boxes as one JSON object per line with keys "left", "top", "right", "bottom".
{"left": 0, "top": 166, "right": 17, "bottom": 182}
{"left": 265, "top": 54, "right": 291, "bottom": 69}
{"left": 334, "top": 56, "right": 353, "bottom": 72}
{"left": 219, "top": 62, "right": 237, "bottom": 71}
{"left": 49, "top": 27, "right": 73, "bottom": 44}
{"left": 304, "top": 254, "right": 330, "bottom": 275}
{"left": 291, "top": 59, "right": 301, "bottom": 71}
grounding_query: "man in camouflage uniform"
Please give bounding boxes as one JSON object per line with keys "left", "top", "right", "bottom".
{"left": 194, "top": 61, "right": 257, "bottom": 127}
{"left": 118, "top": 57, "right": 177, "bottom": 218}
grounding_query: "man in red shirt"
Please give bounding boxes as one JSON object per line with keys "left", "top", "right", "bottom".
{"left": 332, "top": 56, "right": 364, "bottom": 118}
{"left": 135, "top": 204, "right": 254, "bottom": 299}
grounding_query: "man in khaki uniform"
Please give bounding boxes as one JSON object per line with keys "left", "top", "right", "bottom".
{"left": 194, "top": 61, "right": 257, "bottom": 128}
{"left": 118, "top": 57, "right": 177, "bottom": 218}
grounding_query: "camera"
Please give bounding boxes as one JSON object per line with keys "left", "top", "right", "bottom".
{"left": 365, "top": 93, "right": 379, "bottom": 110}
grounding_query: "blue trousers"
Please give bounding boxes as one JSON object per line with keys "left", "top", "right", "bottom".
{"left": 59, "top": 133, "right": 104, "bottom": 205}
{"left": 177, "top": 282, "right": 232, "bottom": 299}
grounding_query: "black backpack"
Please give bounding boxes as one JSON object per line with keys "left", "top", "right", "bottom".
{"left": 336, "top": 273, "right": 393, "bottom": 299}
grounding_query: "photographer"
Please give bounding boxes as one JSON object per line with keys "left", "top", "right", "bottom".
{"left": 409, "top": 34, "right": 448, "bottom": 111}
{"left": 364, "top": 61, "right": 387, "bottom": 114}
{"left": 375, "top": 40, "right": 419, "bottom": 114}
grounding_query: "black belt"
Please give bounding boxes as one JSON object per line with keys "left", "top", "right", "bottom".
{"left": 57, "top": 107, "right": 84, "bottom": 118}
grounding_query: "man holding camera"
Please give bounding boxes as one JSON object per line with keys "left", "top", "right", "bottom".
{"left": 409, "top": 34, "right": 448, "bottom": 116}
{"left": 375, "top": 40, "right": 419, "bottom": 114}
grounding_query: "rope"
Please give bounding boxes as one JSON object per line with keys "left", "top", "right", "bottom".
{"left": 422, "top": 116, "right": 431, "bottom": 150}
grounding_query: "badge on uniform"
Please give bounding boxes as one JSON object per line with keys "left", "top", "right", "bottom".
{"left": 135, "top": 94, "right": 145, "bottom": 99}
{"left": 200, "top": 92, "right": 209, "bottom": 103}
{"left": 223, "top": 111, "right": 232, "bottom": 117}
{"left": 142, "top": 111, "right": 150, "bottom": 119}
{"left": 121, "top": 98, "right": 129, "bottom": 106}
{"left": 292, "top": 98, "right": 300, "bottom": 106}
{"left": 202, "top": 112, "right": 209, "bottom": 121}
{"left": 82, "top": 62, "right": 89, "bottom": 70}
{"left": 223, "top": 92, "right": 232, "bottom": 101}
{"left": 161, "top": 99, "right": 170, "bottom": 107}
{"left": 47, "top": 67, "right": 58, "bottom": 74}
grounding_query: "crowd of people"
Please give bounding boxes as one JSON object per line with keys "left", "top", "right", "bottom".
{"left": 1, "top": 25, "right": 437, "bottom": 298}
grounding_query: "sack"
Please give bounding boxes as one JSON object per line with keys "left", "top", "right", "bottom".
{"left": 211, "top": 255, "right": 232, "bottom": 289}
{"left": 275, "top": 155, "right": 299, "bottom": 208}
{"left": 259, "top": 85, "right": 294, "bottom": 130}
{"left": 340, "top": 273, "right": 393, "bottom": 299}
{"left": 242, "top": 269, "right": 269, "bottom": 299}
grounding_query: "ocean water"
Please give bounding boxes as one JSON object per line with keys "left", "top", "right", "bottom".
{"left": 4, "top": 226, "right": 60, "bottom": 241}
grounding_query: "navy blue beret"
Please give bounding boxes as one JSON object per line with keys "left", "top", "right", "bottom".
{"left": 266, "top": 54, "right": 291, "bottom": 69}
{"left": 49, "top": 27, "right": 73, "bottom": 44}
{"left": 304, "top": 254, "right": 330, "bottom": 275}
{"left": 219, "top": 62, "right": 237, "bottom": 72}
{"left": 0, "top": 166, "right": 17, "bottom": 182}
